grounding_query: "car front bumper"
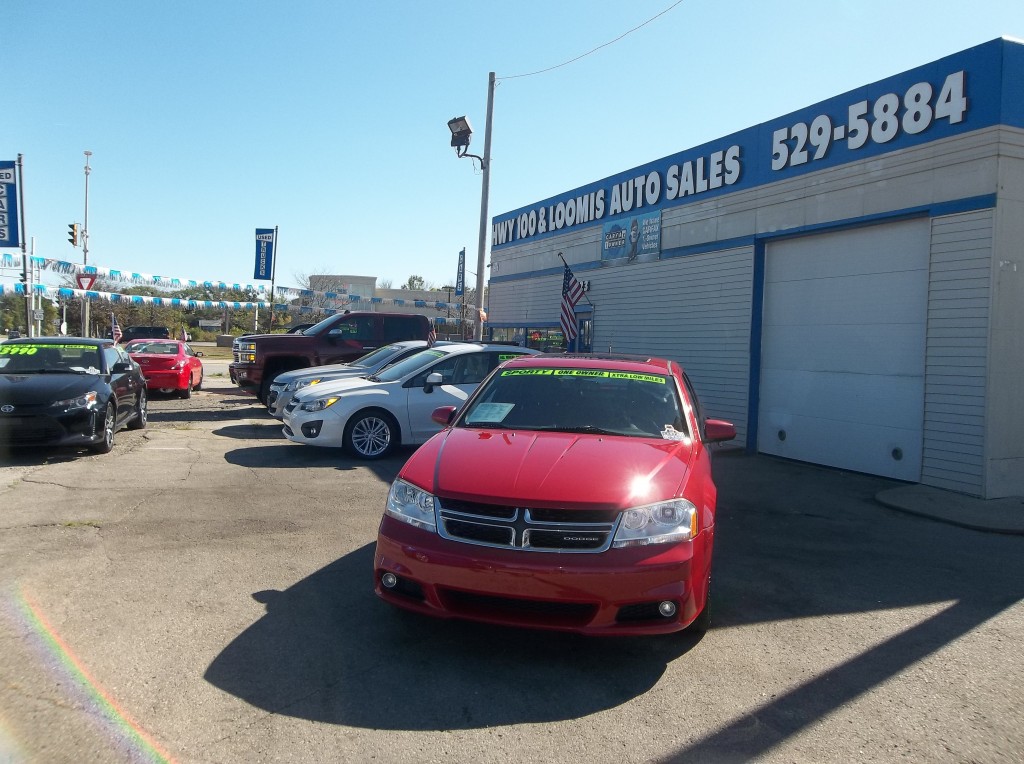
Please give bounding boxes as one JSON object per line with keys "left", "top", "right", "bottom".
{"left": 374, "top": 515, "right": 712, "bottom": 635}
{"left": 281, "top": 406, "right": 348, "bottom": 446}
{"left": 0, "top": 407, "right": 105, "bottom": 451}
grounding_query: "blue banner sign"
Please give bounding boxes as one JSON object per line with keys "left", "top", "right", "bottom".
{"left": 455, "top": 248, "right": 466, "bottom": 296}
{"left": 254, "top": 228, "right": 274, "bottom": 280}
{"left": 602, "top": 211, "right": 661, "bottom": 261}
{"left": 492, "top": 38, "right": 1024, "bottom": 250}
{"left": 0, "top": 161, "right": 20, "bottom": 249}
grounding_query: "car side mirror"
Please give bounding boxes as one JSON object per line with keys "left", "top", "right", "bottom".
{"left": 111, "top": 361, "right": 132, "bottom": 374}
{"left": 423, "top": 371, "right": 443, "bottom": 394}
{"left": 704, "top": 419, "right": 736, "bottom": 443}
{"left": 195, "top": 351, "right": 204, "bottom": 357}
{"left": 431, "top": 405, "right": 457, "bottom": 426}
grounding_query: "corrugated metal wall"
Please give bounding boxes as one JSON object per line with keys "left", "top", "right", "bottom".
{"left": 922, "top": 210, "right": 993, "bottom": 495}
{"left": 589, "top": 249, "right": 754, "bottom": 440}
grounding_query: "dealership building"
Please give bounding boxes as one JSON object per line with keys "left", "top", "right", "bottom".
{"left": 486, "top": 38, "right": 1024, "bottom": 499}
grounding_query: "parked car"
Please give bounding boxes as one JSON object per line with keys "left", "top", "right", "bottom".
{"left": 266, "top": 340, "right": 455, "bottom": 419}
{"left": 119, "top": 326, "right": 171, "bottom": 343}
{"left": 230, "top": 311, "right": 432, "bottom": 403}
{"left": 282, "top": 343, "right": 539, "bottom": 458}
{"left": 124, "top": 339, "right": 204, "bottom": 398}
{"left": 373, "top": 353, "right": 737, "bottom": 635}
{"left": 0, "top": 336, "right": 148, "bottom": 454}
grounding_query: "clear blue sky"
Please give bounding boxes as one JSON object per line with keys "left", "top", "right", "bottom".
{"left": 3, "top": 0, "right": 1022, "bottom": 294}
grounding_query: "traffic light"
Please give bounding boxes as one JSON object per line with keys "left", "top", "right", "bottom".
{"left": 68, "top": 223, "right": 79, "bottom": 246}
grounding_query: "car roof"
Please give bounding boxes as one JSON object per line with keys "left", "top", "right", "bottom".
{"left": 502, "top": 352, "right": 675, "bottom": 375}
{"left": 426, "top": 343, "right": 539, "bottom": 355}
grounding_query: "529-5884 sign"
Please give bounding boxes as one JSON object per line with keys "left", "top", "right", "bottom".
{"left": 771, "top": 70, "right": 968, "bottom": 172}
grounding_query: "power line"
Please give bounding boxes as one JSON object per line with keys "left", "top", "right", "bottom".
{"left": 499, "top": 0, "right": 685, "bottom": 81}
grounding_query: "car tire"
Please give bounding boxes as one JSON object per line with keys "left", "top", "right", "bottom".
{"left": 343, "top": 409, "right": 399, "bottom": 460}
{"left": 179, "top": 379, "right": 193, "bottom": 399}
{"left": 258, "top": 377, "right": 273, "bottom": 405}
{"left": 91, "top": 403, "right": 116, "bottom": 454}
{"left": 194, "top": 370, "right": 203, "bottom": 391}
{"left": 127, "top": 389, "right": 148, "bottom": 430}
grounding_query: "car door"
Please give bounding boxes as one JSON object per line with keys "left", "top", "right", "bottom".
{"left": 185, "top": 344, "right": 202, "bottom": 384}
{"left": 403, "top": 351, "right": 511, "bottom": 443}
{"left": 105, "top": 346, "right": 137, "bottom": 425}
{"left": 322, "top": 315, "right": 379, "bottom": 364}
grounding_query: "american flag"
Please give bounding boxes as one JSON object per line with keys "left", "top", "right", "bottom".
{"left": 427, "top": 322, "right": 437, "bottom": 347}
{"left": 111, "top": 312, "right": 123, "bottom": 343}
{"left": 559, "top": 264, "right": 586, "bottom": 342}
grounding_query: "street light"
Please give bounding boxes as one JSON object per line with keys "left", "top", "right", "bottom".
{"left": 448, "top": 71, "right": 495, "bottom": 342}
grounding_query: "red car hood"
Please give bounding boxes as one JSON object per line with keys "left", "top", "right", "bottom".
{"left": 402, "top": 427, "right": 697, "bottom": 510}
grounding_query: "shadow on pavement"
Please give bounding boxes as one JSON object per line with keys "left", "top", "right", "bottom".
{"left": 205, "top": 453, "right": 1024, "bottom": 748}
{"left": 204, "top": 543, "right": 699, "bottom": 729}
{"left": 660, "top": 452, "right": 1024, "bottom": 762}
{"left": 222, "top": 443, "right": 410, "bottom": 476}
{"left": 212, "top": 423, "right": 286, "bottom": 440}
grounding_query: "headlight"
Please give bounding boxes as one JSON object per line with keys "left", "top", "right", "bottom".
{"left": 238, "top": 342, "right": 256, "bottom": 353}
{"left": 299, "top": 396, "right": 339, "bottom": 412}
{"left": 51, "top": 391, "right": 99, "bottom": 411}
{"left": 612, "top": 499, "right": 698, "bottom": 548}
{"left": 291, "top": 378, "right": 320, "bottom": 392}
{"left": 385, "top": 479, "right": 437, "bottom": 532}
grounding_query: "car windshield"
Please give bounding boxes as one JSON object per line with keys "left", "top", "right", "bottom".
{"left": 459, "top": 367, "right": 689, "bottom": 439}
{"left": 372, "top": 348, "right": 449, "bottom": 383}
{"left": 0, "top": 343, "right": 104, "bottom": 374}
{"left": 351, "top": 343, "right": 406, "bottom": 369}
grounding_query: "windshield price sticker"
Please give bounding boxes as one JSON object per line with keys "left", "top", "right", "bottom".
{"left": 501, "top": 368, "right": 666, "bottom": 384}
{"left": 0, "top": 343, "right": 95, "bottom": 355}
{"left": 771, "top": 70, "right": 968, "bottom": 172}
{"left": 0, "top": 345, "right": 38, "bottom": 355}
{"left": 467, "top": 402, "right": 516, "bottom": 423}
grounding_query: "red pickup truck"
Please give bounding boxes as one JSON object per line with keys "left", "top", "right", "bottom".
{"left": 229, "top": 311, "right": 431, "bottom": 402}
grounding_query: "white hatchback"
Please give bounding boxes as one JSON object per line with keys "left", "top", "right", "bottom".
{"left": 266, "top": 340, "right": 455, "bottom": 419}
{"left": 281, "top": 343, "right": 538, "bottom": 458}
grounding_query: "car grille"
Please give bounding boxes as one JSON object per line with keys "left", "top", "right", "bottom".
{"left": 439, "top": 589, "right": 598, "bottom": 626}
{"left": 436, "top": 499, "right": 618, "bottom": 553}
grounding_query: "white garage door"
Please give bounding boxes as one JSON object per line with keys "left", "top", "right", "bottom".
{"left": 758, "top": 220, "right": 929, "bottom": 481}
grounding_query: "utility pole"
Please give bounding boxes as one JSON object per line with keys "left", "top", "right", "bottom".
{"left": 81, "top": 151, "right": 92, "bottom": 336}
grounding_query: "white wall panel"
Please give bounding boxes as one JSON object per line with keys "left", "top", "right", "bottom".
{"left": 921, "top": 210, "right": 993, "bottom": 495}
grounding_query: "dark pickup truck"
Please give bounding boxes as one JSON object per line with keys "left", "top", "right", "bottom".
{"left": 229, "top": 311, "right": 431, "bottom": 402}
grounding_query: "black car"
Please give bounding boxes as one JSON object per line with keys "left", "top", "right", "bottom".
{"left": 0, "top": 337, "right": 148, "bottom": 454}
{"left": 120, "top": 326, "right": 171, "bottom": 343}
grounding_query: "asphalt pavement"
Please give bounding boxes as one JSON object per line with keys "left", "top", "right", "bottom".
{"left": 1, "top": 361, "right": 1022, "bottom": 763}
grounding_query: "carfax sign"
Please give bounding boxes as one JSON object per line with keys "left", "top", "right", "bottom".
{"left": 491, "top": 38, "right": 1024, "bottom": 251}
{"left": 602, "top": 211, "right": 661, "bottom": 261}
{"left": 0, "top": 161, "right": 20, "bottom": 249}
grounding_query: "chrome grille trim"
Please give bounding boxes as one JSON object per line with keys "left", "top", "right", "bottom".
{"left": 436, "top": 501, "right": 618, "bottom": 553}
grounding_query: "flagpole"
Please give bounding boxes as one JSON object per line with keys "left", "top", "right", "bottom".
{"left": 269, "top": 226, "right": 278, "bottom": 332}
{"left": 556, "top": 252, "right": 593, "bottom": 306}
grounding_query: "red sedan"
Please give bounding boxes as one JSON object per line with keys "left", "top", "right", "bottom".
{"left": 124, "top": 340, "right": 204, "bottom": 398}
{"left": 374, "top": 353, "right": 736, "bottom": 636}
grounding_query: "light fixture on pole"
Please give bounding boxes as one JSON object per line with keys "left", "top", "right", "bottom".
{"left": 448, "top": 71, "right": 495, "bottom": 342}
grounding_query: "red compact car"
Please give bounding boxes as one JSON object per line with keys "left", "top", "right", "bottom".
{"left": 124, "top": 340, "right": 204, "bottom": 398}
{"left": 374, "top": 353, "right": 736, "bottom": 636}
